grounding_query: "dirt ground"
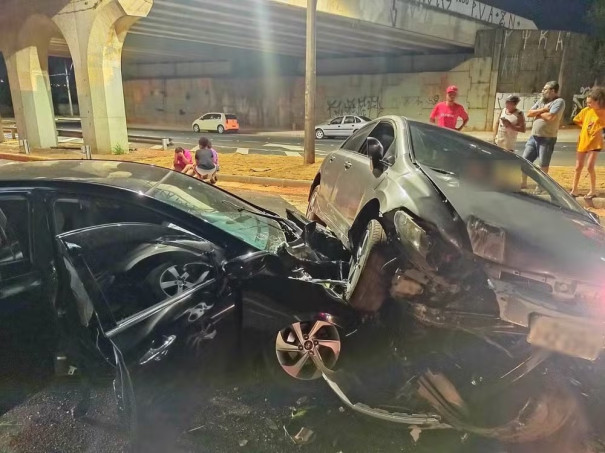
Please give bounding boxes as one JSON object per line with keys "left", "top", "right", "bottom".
{"left": 0, "top": 143, "right": 602, "bottom": 217}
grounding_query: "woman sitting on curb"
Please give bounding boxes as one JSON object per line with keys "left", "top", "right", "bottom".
{"left": 183, "top": 137, "right": 219, "bottom": 184}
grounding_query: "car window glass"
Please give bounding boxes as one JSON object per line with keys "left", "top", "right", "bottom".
{"left": 366, "top": 122, "right": 396, "bottom": 158}
{"left": 0, "top": 198, "right": 29, "bottom": 266}
{"left": 330, "top": 117, "right": 343, "bottom": 125}
{"left": 226, "top": 114, "right": 237, "bottom": 120}
{"left": 343, "top": 116, "right": 355, "bottom": 124}
{"left": 54, "top": 197, "right": 168, "bottom": 234}
{"left": 214, "top": 114, "right": 222, "bottom": 120}
{"left": 340, "top": 123, "right": 375, "bottom": 153}
{"left": 61, "top": 225, "right": 217, "bottom": 325}
{"left": 355, "top": 117, "right": 362, "bottom": 123}
{"left": 408, "top": 121, "right": 585, "bottom": 214}
{"left": 201, "top": 114, "right": 211, "bottom": 120}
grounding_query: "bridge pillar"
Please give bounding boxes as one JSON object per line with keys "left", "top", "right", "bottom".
{"left": 53, "top": 0, "right": 152, "bottom": 154}
{"left": 2, "top": 20, "right": 58, "bottom": 149}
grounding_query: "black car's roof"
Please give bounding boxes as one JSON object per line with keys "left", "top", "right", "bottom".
{"left": 0, "top": 160, "right": 183, "bottom": 192}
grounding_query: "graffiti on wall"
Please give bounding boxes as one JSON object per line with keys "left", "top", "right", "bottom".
{"left": 326, "top": 96, "right": 383, "bottom": 118}
{"left": 388, "top": 0, "right": 535, "bottom": 29}
{"left": 395, "top": 94, "right": 440, "bottom": 109}
{"left": 570, "top": 86, "right": 592, "bottom": 121}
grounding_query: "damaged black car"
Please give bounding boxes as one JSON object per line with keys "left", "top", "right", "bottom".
{"left": 307, "top": 117, "right": 605, "bottom": 443}
{"left": 0, "top": 160, "right": 356, "bottom": 440}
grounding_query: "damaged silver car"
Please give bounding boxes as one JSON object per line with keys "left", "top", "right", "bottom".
{"left": 306, "top": 117, "right": 605, "bottom": 442}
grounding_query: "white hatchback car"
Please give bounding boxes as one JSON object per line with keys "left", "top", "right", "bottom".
{"left": 192, "top": 113, "right": 239, "bottom": 134}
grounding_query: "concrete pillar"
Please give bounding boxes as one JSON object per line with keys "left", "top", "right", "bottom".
{"left": 53, "top": 0, "right": 152, "bottom": 154}
{"left": 3, "top": 35, "right": 58, "bottom": 148}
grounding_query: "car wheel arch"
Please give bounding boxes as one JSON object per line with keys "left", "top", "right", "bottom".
{"left": 348, "top": 199, "right": 382, "bottom": 249}
{"left": 309, "top": 174, "right": 321, "bottom": 200}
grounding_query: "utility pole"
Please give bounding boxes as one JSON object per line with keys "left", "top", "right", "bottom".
{"left": 303, "top": 0, "right": 317, "bottom": 165}
{"left": 64, "top": 60, "right": 74, "bottom": 117}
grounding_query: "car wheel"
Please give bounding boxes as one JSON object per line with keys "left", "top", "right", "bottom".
{"left": 306, "top": 185, "right": 324, "bottom": 224}
{"left": 146, "top": 261, "right": 210, "bottom": 300}
{"left": 274, "top": 320, "right": 341, "bottom": 381}
{"left": 217, "top": 125, "right": 225, "bottom": 134}
{"left": 315, "top": 128, "right": 325, "bottom": 139}
{"left": 345, "top": 219, "right": 389, "bottom": 312}
{"left": 193, "top": 124, "right": 200, "bottom": 133}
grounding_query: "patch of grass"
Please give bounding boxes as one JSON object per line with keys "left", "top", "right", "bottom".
{"left": 111, "top": 144, "right": 126, "bottom": 155}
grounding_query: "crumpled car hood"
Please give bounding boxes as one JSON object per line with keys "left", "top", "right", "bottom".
{"left": 420, "top": 166, "right": 605, "bottom": 284}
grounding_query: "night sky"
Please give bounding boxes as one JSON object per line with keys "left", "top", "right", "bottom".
{"left": 480, "top": 0, "right": 592, "bottom": 32}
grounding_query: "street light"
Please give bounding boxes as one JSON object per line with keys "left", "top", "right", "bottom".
{"left": 303, "top": 0, "right": 317, "bottom": 165}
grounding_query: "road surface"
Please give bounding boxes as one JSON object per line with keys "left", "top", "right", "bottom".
{"left": 50, "top": 121, "right": 580, "bottom": 165}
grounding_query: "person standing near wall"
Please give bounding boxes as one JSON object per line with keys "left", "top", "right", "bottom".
{"left": 494, "top": 95, "right": 526, "bottom": 152}
{"left": 570, "top": 86, "right": 605, "bottom": 199}
{"left": 522, "top": 81, "right": 566, "bottom": 184}
{"left": 429, "top": 86, "right": 469, "bottom": 131}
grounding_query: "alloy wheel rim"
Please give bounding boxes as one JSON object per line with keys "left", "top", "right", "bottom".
{"left": 345, "top": 228, "right": 370, "bottom": 299}
{"left": 159, "top": 263, "right": 209, "bottom": 297}
{"left": 275, "top": 320, "right": 341, "bottom": 380}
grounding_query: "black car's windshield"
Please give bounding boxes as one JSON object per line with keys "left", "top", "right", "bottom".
{"left": 0, "top": 160, "right": 287, "bottom": 252}
{"left": 407, "top": 121, "right": 585, "bottom": 215}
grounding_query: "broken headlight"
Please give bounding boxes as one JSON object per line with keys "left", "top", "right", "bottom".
{"left": 466, "top": 216, "right": 506, "bottom": 264}
{"left": 394, "top": 210, "right": 432, "bottom": 258}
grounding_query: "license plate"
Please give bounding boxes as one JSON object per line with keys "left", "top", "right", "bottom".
{"left": 528, "top": 316, "right": 604, "bottom": 361}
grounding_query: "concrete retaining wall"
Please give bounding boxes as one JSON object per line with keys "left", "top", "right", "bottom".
{"left": 123, "top": 56, "right": 495, "bottom": 131}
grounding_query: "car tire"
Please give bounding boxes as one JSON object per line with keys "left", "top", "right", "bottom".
{"left": 315, "top": 128, "right": 325, "bottom": 139}
{"left": 306, "top": 185, "right": 324, "bottom": 224}
{"left": 193, "top": 124, "right": 200, "bottom": 133}
{"left": 345, "top": 219, "right": 389, "bottom": 312}
{"left": 217, "top": 125, "right": 225, "bottom": 134}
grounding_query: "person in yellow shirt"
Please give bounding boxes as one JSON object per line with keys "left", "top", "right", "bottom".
{"left": 571, "top": 86, "right": 605, "bottom": 199}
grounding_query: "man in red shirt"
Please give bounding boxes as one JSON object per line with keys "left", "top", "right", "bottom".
{"left": 429, "top": 86, "right": 469, "bottom": 131}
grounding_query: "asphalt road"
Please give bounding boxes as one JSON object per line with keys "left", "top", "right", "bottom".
{"left": 53, "top": 121, "right": 580, "bottom": 165}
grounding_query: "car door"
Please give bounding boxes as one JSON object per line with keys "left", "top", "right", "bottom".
{"left": 0, "top": 195, "right": 44, "bottom": 316}
{"left": 342, "top": 116, "right": 357, "bottom": 137}
{"left": 331, "top": 121, "right": 395, "bottom": 243}
{"left": 326, "top": 123, "right": 376, "bottom": 243}
{"left": 325, "top": 117, "right": 343, "bottom": 137}
{"left": 199, "top": 114, "right": 212, "bottom": 131}
{"left": 55, "top": 223, "right": 235, "bottom": 413}
{"left": 0, "top": 194, "right": 60, "bottom": 382}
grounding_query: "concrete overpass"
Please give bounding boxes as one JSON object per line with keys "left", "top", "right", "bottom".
{"left": 0, "top": 0, "right": 536, "bottom": 152}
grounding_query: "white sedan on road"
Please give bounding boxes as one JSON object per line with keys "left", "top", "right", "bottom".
{"left": 315, "top": 115, "right": 371, "bottom": 139}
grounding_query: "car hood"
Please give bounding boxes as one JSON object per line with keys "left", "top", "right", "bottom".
{"left": 419, "top": 165, "right": 605, "bottom": 284}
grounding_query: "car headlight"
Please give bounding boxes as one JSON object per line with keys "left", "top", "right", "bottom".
{"left": 466, "top": 216, "right": 506, "bottom": 264}
{"left": 394, "top": 210, "right": 432, "bottom": 258}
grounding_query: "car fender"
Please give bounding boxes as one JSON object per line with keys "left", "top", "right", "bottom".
{"left": 349, "top": 167, "right": 466, "bottom": 251}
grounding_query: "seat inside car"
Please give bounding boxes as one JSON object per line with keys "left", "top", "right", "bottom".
{"left": 54, "top": 200, "right": 106, "bottom": 233}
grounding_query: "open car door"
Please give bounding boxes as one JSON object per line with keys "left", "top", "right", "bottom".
{"left": 55, "top": 223, "right": 236, "bottom": 434}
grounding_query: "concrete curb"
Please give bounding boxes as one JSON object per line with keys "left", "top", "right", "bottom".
{"left": 220, "top": 173, "right": 312, "bottom": 188}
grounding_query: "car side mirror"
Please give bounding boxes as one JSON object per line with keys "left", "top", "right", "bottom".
{"left": 366, "top": 137, "right": 385, "bottom": 170}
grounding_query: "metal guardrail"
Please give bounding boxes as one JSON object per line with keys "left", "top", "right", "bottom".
{"left": 55, "top": 129, "right": 174, "bottom": 150}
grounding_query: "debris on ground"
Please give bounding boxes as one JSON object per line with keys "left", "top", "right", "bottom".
{"left": 410, "top": 427, "right": 422, "bottom": 443}
{"left": 296, "top": 396, "right": 309, "bottom": 406}
{"left": 292, "top": 427, "right": 315, "bottom": 445}
{"left": 239, "top": 439, "right": 248, "bottom": 447}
